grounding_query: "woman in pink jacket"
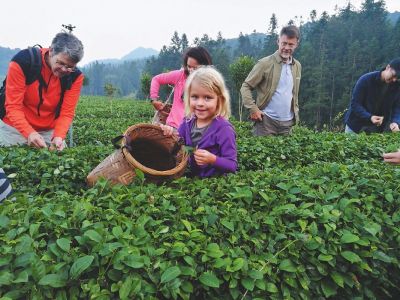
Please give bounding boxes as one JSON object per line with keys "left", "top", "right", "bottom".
{"left": 150, "top": 46, "right": 212, "bottom": 128}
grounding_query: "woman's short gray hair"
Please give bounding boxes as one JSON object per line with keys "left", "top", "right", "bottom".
{"left": 51, "top": 32, "right": 84, "bottom": 63}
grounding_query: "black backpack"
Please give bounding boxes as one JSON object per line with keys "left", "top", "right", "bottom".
{"left": 0, "top": 46, "right": 81, "bottom": 120}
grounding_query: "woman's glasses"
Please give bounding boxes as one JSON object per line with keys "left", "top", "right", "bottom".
{"left": 56, "top": 59, "right": 76, "bottom": 72}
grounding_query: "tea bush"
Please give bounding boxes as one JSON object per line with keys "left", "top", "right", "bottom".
{"left": 0, "top": 97, "right": 399, "bottom": 299}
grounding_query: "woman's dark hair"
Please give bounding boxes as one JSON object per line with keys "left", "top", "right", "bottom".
{"left": 183, "top": 46, "right": 212, "bottom": 75}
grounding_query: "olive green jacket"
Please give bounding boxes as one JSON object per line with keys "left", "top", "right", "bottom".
{"left": 240, "top": 51, "right": 302, "bottom": 123}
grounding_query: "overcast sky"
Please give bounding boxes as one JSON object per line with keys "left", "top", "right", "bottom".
{"left": 1, "top": 0, "right": 399, "bottom": 65}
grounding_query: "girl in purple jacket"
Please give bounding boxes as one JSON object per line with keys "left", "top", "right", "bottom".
{"left": 150, "top": 47, "right": 212, "bottom": 129}
{"left": 161, "top": 66, "right": 237, "bottom": 178}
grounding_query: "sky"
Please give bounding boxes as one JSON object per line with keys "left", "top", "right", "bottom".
{"left": 1, "top": 0, "right": 399, "bottom": 65}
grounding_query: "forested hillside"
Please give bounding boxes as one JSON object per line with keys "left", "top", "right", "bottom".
{"left": 81, "top": 1, "right": 400, "bottom": 129}
{"left": 0, "top": 47, "right": 19, "bottom": 81}
{"left": 0, "top": 1, "right": 399, "bottom": 129}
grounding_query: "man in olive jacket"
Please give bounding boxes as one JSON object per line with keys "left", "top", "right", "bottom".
{"left": 241, "top": 25, "right": 301, "bottom": 136}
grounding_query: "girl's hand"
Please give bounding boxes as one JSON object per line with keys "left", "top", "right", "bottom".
{"left": 160, "top": 124, "right": 176, "bottom": 137}
{"left": 383, "top": 151, "right": 400, "bottom": 164}
{"left": 194, "top": 149, "right": 216, "bottom": 166}
{"left": 151, "top": 100, "right": 164, "bottom": 111}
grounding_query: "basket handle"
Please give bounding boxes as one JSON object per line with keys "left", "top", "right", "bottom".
{"left": 111, "top": 134, "right": 133, "bottom": 152}
{"left": 111, "top": 135, "right": 124, "bottom": 149}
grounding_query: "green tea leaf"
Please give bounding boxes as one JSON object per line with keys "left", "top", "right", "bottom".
{"left": 241, "top": 277, "right": 255, "bottom": 291}
{"left": 84, "top": 230, "right": 102, "bottom": 243}
{"left": 318, "top": 254, "right": 333, "bottom": 262}
{"left": 112, "top": 226, "right": 123, "bottom": 238}
{"left": 13, "top": 271, "right": 29, "bottom": 283}
{"left": 341, "top": 251, "right": 361, "bottom": 263}
{"left": 330, "top": 271, "right": 344, "bottom": 288}
{"left": 38, "top": 274, "right": 67, "bottom": 288}
{"left": 364, "top": 223, "right": 381, "bottom": 236}
{"left": 279, "top": 259, "right": 297, "bottom": 272}
{"left": 0, "top": 216, "right": 10, "bottom": 228}
{"left": 0, "top": 271, "right": 13, "bottom": 285}
{"left": 230, "top": 258, "right": 245, "bottom": 272}
{"left": 321, "top": 280, "right": 337, "bottom": 297}
{"left": 199, "top": 272, "right": 220, "bottom": 288}
{"left": 119, "top": 276, "right": 133, "bottom": 299}
{"left": 373, "top": 251, "right": 393, "bottom": 263}
{"left": 160, "top": 266, "right": 181, "bottom": 284}
{"left": 181, "top": 219, "right": 192, "bottom": 232}
{"left": 123, "top": 255, "right": 145, "bottom": 269}
{"left": 248, "top": 270, "right": 263, "bottom": 280}
{"left": 220, "top": 219, "right": 234, "bottom": 232}
{"left": 70, "top": 255, "right": 94, "bottom": 279}
{"left": 340, "top": 233, "right": 359, "bottom": 243}
{"left": 56, "top": 238, "right": 71, "bottom": 252}
{"left": 206, "top": 243, "right": 224, "bottom": 258}
{"left": 266, "top": 282, "right": 278, "bottom": 293}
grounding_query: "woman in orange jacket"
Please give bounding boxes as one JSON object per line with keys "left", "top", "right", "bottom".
{"left": 0, "top": 32, "right": 84, "bottom": 151}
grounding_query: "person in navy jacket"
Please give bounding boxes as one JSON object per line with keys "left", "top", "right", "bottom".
{"left": 344, "top": 58, "right": 400, "bottom": 133}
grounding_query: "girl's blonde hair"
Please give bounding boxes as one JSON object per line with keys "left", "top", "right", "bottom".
{"left": 183, "top": 66, "right": 231, "bottom": 119}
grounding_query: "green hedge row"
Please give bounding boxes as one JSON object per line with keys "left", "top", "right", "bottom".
{"left": 1, "top": 97, "right": 400, "bottom": 299}
{"left": 0, "top": 161, "right": 399, "bottom": 299}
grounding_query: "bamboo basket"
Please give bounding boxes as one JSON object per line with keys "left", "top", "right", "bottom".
{"left": 87, "top": 123, "right": 188, "bottom": 186}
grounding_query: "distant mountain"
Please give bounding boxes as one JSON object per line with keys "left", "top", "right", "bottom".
{"left": 121, "top": 47, "right": 158, "bottom": 61}
{"left": 85, "top": 47, "right": 158, "bottom": 66}
{"left": 388, "top": 11, "right": 400, "bottom": 25}
{"left": 0, "top": 46, "right": 20, "bottom": 80}
{"left": 225, "top": 32, "right": 266, "bottom": 50}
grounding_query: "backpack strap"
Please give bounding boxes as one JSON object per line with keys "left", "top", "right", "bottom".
{"left": 0, "top": 47, "right": 43, "bottom": 120}
{"left": 55, "top": 69, "right": 82, "bottom": 119}
{"left": 36, "top": 74, "right": 48, "bottom": 117}
{"left": 11, "top": 46, "right": 42, "bottom": 85}
{"left": 0, "top": 79, "right": 6, "bottom": 119}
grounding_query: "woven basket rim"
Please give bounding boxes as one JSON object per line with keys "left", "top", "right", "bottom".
{"left": 121, "top": 123, "right": 188, "bottom": 176}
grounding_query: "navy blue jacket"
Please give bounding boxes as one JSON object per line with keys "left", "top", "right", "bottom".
{"left": 344, "top": 71, "right": 400, "bottom": 133}
{"left": 0, "top": 168, "right": 12, "bottom": 202}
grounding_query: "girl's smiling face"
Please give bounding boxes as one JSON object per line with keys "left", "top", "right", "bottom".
{"left": 189, "top": 80, "right": 219, "bottom": 127}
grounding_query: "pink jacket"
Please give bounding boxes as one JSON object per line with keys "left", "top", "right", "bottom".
{"left": 150, "top": 69, "right": 187, "bottom": 128}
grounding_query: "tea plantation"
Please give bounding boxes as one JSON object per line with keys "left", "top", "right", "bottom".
{"left": 1, "top": 96, "right": 400, "bottom": 299}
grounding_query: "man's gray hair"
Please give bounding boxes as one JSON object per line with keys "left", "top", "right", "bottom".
{"left": 51, "top": 32, "right": 84, "bottom": 63}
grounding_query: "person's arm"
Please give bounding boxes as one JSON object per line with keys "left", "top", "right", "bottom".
{"left": 293, "top": 62, "right": 302, "bottom": 121}
{"left": 149, "top": 69, "right": 181, "bottom": 100}
{"left": 350, "top": 76, "right": 373, "bottom": 120}
{"left": 240, "top": 60, "right": 265, "bottom": 116}
{"left": 195, "top": 123, "right": 237, "bottom": 173}
{"left": 383, "top": 151, "right": 400, "bottom": 164}
{"left": 212, "top": 124, "right": 237, "bottom": 173}
{"left": 5, "top": 62, "right": 36, "bottom": 138}
{"left": 389, "top": 93, "right": 400, "bottom": 132}
{"left": 52, "top": 74, "right": 84, "bottom": 140}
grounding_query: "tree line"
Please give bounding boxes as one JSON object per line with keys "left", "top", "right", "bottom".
{"left": 82, "top": 0, "right": 400, "bottom": 129}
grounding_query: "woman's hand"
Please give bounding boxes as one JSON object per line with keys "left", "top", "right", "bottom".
{"left": 194, "top": 149, "right": 216, "bottom": 166}
{"left": 383, "top": 151, "right": 400, "bottom": 164}
{"left": 160, "top": 124, "right": 176, "bottom": 137}
{"left": 50, "top": 137, "right": 65, "bottom": 151}
{"left": 27, "top": 132, "right": 47, "bottom": 149}
{"left": 151, "top": 100, "right": 164, "bottom": 111}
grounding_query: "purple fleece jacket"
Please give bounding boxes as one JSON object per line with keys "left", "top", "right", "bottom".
{"left": 178, "top": 116, "right": 238, "bottom": 178}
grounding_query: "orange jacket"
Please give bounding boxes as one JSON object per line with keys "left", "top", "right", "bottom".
{"left": 3, "top": 48, "right": 83, "bottom": 139}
